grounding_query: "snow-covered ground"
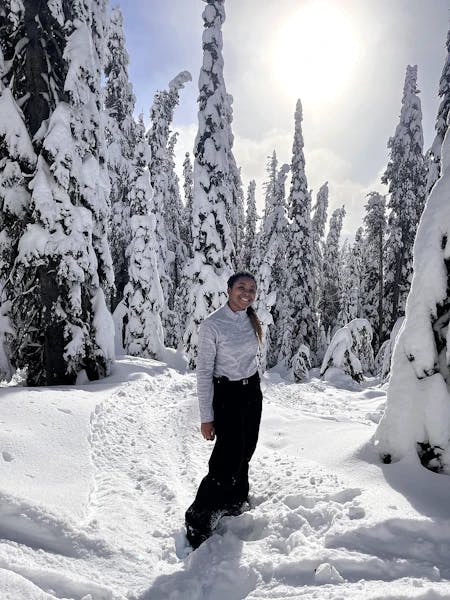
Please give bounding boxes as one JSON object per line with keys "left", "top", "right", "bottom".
{"left": 1, "top": 357, "right": 450, "bottom": 599}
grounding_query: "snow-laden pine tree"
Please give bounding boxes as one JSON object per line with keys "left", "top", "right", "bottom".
{"left": 362, "top": 192, "right": 386, "bottom": 351}
{"left": 164, "top": 131, "right": 189, "bottom": 347}
{"left": 374, "top": 119, "right": 450, "bottom": 473}
{"left": 241, "top": 179, "right": 257, "bottom": 270}
{"left": 278, "top": 99, "right": 317, "bottom": 374}
{"left": 182, "top": 0, "right": 235, "bottom": 368}
{"left": 338, "top": 244, "right": 357, "bottom": 327}
{"left": 251, "top": 151, "right": 278, "bottom": 278}
{"left": 247, "top": 153, "right": 279, "bottom": 310}
{"left": 382, "top": 65, "right": 426, "bottom": 335}
{"left": 338, "top": 227, "right": 365, "bottom": 328}
{"left": 123, "top": 116, "right": 164, "bottom": 359}
{"left": 225, "top": 93, "right": 245, "bottom": 266}
{"left": 426, "top": 28, "right": 450, "bottom": 194}
{"left": 0, "top": 39, "right": 36, "bottom": 379}
{"left": 321, "top": 319, "right": 374, "bottom": 383}
{"left": 311, "top": 181, "right": 329, "bottom": 296}
{"left": 319, "top": 206, "right": 346, "bottom": 337}
{"left": 147, "top": 70, "right": 191, "bottom": 345}
{"left": 260, "top": 163, "right": 290, "bottom": 369}
{"left": 182, "top": 152, "right": 194, "bottom": 251}
{"left": 261, "top": 151, "right": 278, "bottom": 235}
{"left": 104, "top": 6, "right": 136, "bottom": 310}
{"left": 311, "top": 182, "right": 329, "bottom": 361}
{"left": 1, "top": 0, "right": 114, "bottom": 385}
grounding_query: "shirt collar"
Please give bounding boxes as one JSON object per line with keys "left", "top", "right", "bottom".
{"left": 224, "top": 302, "right": 248, "bottom": 320}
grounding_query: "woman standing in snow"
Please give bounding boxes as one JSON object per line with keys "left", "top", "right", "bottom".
{"left": 185, "top": 271, "right": 263, "bottom": 549}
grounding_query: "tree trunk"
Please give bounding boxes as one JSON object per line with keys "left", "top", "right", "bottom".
{"left": 38, "top": 264, "right": 71, "bottom": 385}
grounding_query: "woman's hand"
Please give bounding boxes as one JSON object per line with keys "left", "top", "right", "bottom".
{"left": 201, "top": 421, "right": 215, "bottom": 441}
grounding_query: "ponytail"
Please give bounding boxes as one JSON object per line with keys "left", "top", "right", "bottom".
{"left": 247, "top": 305, "right": 263, "bottom": 346}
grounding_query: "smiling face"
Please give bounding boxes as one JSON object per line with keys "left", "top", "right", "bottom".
{"left": 227, "top": 276, "right": 257, "bottom": 312}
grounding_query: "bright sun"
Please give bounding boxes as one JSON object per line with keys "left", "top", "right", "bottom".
{"left": 272, "top": 1, "right": 360, "bottom": 104}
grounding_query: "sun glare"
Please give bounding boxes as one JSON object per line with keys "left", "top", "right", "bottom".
{"left": 272, "top": 1, "right": 360, "bottom": 104}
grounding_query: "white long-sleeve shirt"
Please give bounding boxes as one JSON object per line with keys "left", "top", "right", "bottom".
{"left": 196, "top": 303, "right": 259, "bottom": 422}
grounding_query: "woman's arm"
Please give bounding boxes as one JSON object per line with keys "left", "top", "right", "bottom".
{"left": 196, "top": 321, "right": 217, "bottom": 430}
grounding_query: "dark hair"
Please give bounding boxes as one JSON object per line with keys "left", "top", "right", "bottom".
{"left": 227, "top": 270, "right": 257, "bottom": 291}
{"left": 227, "top": 271, "right": 263, "bottom": 345}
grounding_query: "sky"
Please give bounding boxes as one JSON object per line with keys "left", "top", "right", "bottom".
{"left": 117, "top": 0, "right": 450, "bottom": 238}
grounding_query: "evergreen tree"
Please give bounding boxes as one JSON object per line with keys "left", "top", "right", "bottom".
{"left": 123, "top": 116, "right": 164, "bottom": 358}
{"left": 104, "top": 6, "right": 136, "bottom": 310}
{"left": 278, "top": 99, "right": 317, "bottom": 373}
{"left": 165, "top": 131, "right": 188, "bottom": 347}
{"left": 147, "top": 70, "right": 191, "bottom": 345}
{"left": 311, "top": 182, "right": 329, "bottom": 360}
{"left": 261, "top": 151, "right": 278, "bottom": 239}
{"left": 182, "top": 151, "right": 194, "bottom": 250}
{"left": 182, "top": 0, "right": 235, "bottom": 368}
{"left": 362, "top": 192, "right": 386, "bottom": 350}
{"left": 320, "top": 206, "right": 346, "bottom": 336}
{"left": 0, "top": 0, "right": 114, "bottom": 385}
{"left": 375, "top": 116, "right": 450, "bottom": 473}
{"left": 338, "top": 227, "right": 364, "bottom": 327}
{"left": 248, "top": 153, "right": 279, "bottom": 299}
{"left": 382, "top": 65, "right": 426, "bottom": 334}
{"left": 0, "top": 41, "right": 36, "bottom": 378}
{"left": 311, "top": 183, "right": 329, "bottom": 307}
{"left": 242, "top": 179, "right": 257, "bottom": 270}
{"left": 225, "top": 94, "right": 245, "bottom": 266}
{"left": 426, "top": 29, "right": 450, "bottom": 194}
{"left": 260, "top": 163, "right": 290, "bottom": 369}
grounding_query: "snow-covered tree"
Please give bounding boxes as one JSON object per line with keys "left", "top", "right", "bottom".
{"left": 338, "top": 245, "right": 357, "bottom": 327}
{"left": 123, "top": 116, "right": 164, "bottom": 359}
{"left": 225, "top": 94, "right": 245, "bottom": 266}
{"left": 147, "top": 70, "right": 191, "bottom": 345}
{"left": 321, "top": 319, "right": 374, "bottom": 383}
{"left": 164, "top": 131, "right": 189, "bottom": 347}
{"left": 362, "top": 192, "right": 386, "bottom": 350}
{"left": 104, "top": 6, "right": 136, "bottom": 310}
{"left": 261, "top": 151, "right": 278, "bottom": 237}
{"left": 1, "top": 0, "right": 114, "bottom": 385}
{"left": 278, "top": 99, "right": 317, "bottom": 374}
{"left": 382, "top": 65, "right": 426, "bottom": 334}
{"left": 259, "top": 163, "right": 290, "bottom": 369}
{"left": 319, "top": 206, "right": 346, "bottom": 337}
{"left": 250, "top": 151, "right": 278, "bottom": 280}
{"left": 374, "top": 316, "right": 404, "bottom": 381}
{"left": 311, "top": 181, "right": 329, "bottom": 305}
{"left": 0, "top": 33, "right": 37, "bottom": 379}
{"left": 338, "top": 227, "right": 364, "bottom": 328}
{"left": 182, "top": 152, "right": 194, "bottom": 250}
{"left": 241, "top": 179, "right": 257, "bottom": 270}
{"left": 426, "top": 29, "right": 450, "bottom": 194}
{"left": 374, "top": 119, "right": 450, "bottom": 473}
{"left": 182, "top": 0, "right": 235, "bottom": 368}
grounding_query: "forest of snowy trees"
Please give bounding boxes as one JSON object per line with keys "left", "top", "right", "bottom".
{"left": 1, "top": 0, "right": 450, "bottom": 471}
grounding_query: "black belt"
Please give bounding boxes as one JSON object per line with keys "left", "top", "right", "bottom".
{"left": 213, "top": 371, "right": 259, "bottom": 386}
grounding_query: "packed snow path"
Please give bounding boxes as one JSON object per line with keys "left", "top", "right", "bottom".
{"left": 2, "top": 358, "right": 450, "bottom": 599}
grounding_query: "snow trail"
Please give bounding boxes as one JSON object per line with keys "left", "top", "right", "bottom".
{"left": 2, "top": 358, "right": 450, "bottom": 599}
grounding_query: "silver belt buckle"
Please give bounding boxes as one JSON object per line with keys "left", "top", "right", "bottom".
{"left": 242, "top": 378, "right": 248, "bottom": 385}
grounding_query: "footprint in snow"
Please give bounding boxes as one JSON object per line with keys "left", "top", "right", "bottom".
{"left": 2, "top": 451, "right": 13, "bottom": 462}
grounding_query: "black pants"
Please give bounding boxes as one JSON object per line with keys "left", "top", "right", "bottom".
{"left": 185, "top": 372, "right": 262, "bottom": 541}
